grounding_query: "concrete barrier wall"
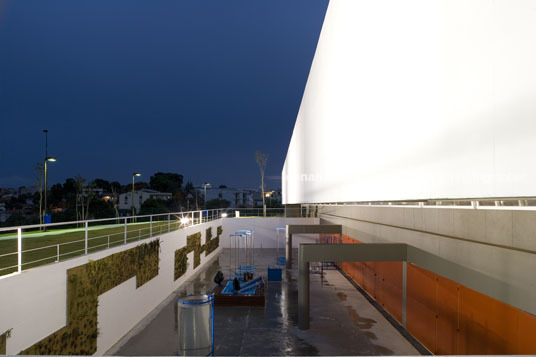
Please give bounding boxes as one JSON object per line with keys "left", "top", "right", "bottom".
{"left": 221, "top": 217, "right": 320, "bottom": 249}
{"left": 338, "top": 234, "right": 536, "bottom": 354}
{"left": 319, "top": 205, "right": 536, "bottom": 293}
{"left": 0, "top": 220, "right": 223, "bottom": 355}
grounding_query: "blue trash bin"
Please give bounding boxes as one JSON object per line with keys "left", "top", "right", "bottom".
{"left": 268, "top": 266, "right": 282, "bottom": 281}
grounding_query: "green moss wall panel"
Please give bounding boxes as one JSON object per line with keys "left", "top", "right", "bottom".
{"left": 19, "top": 240, "right": 159, "bottom": 355}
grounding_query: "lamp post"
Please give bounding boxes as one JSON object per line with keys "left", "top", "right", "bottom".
{"left": 43, "top": 130, "right": 56, "bottom": 223}
{"left": 132, "top": 172, "right": 141, "bottom": 216}
{"left": 203, "top": 182, "right": 211, "bottom": 209}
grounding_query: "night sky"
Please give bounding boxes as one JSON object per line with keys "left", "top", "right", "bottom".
{"left": 0, "top": 0, "right": 328, "bottom": 190}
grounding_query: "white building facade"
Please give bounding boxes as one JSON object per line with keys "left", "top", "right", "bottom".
{"left": 118, "top": 189, "right": 171, "bottom": 212}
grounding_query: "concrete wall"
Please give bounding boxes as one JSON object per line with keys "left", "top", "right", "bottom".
{"left": 221, "top": 217, "right": 320, "bottom": 249}
{"left": 283, "top": 0, "right": 536, "bottom": 204}
{"left": 0, "top": 220, "right": 223, "bottom": 355}
{"left": 318, "top": 205, "right": 536, "bottom": 296}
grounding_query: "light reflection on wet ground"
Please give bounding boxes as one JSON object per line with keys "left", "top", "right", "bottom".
{"left": 113, "top": 249, "right": 419, "bottom": 356}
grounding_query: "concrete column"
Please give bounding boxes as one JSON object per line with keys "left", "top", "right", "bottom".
{"left": 286, "top": 225, "right": 292, "bottom": 269}
{"left": 298, "top": 257, "right": 310, "bottom": 330}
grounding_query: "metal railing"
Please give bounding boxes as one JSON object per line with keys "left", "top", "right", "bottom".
{"left": 221, "top": 207, "right": 287, "bottom": 217}
{"left": 0, "top": 207, "right": 306, "bottom": 277}
{"left": 303, "top": 197, "right": 536, "bottom": 211}
{"left": 0, "top": 209, "right": 225, "bottom": 277}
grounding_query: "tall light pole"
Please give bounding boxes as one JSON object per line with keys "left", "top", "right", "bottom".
{"left": 203, "top": 182, "right": 211, "bottom": 209}
{"left": 132, "top": 172, "right": 141, "bottom": 216}
{"left": 43, "top": 130, "right": 56, "bottom": 222}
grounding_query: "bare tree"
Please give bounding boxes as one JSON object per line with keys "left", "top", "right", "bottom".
{"left": 84, "top": 181, "right": 96, "bottom": 220}
{"left": 33, "top": 163, "right": 45, "bottom": 226}
{"left": 74, "top": 175, "right": 87, "bottom": 223}
{"left": 111, "top": 185, "right": 120, "bottom": 223}
{"left": 255, "top": 151, "right": 268, "bottom": 217}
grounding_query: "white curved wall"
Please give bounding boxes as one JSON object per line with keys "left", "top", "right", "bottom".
{"left": 283, "top": 0, "right": 536, "bottom": 204}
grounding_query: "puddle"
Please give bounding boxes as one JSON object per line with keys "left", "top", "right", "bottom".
{"left": 345, "top": 305, "right": 376, "bottom": 329}
{"left": 336, "top": 292, "right": 347, "bottom": 301}
{"left": 363, "top": 331, "right": 377, "bottom": 340}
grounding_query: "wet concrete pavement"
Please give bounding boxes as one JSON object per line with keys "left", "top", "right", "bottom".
{"left": 110, "top": 249, "right": 419, "bottom": 356}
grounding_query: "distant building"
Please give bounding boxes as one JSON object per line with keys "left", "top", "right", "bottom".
{"left": 18, "top": 186, "right": 38, "bottom": 196}
{"left": 118, "top": 189, "right": 172, "bottom": 213}
{"left": 205, "top": 188, "right": 255, "bottom": 208}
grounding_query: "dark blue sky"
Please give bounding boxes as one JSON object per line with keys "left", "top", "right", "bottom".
{"left": 0, "top": 0, "right": 328, "bottom": 190}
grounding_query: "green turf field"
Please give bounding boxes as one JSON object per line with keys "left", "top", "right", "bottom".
{"left": 0, "top": 220, "right": 181, "bottom": 276}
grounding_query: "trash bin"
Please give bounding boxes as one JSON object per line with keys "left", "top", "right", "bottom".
{"left": 44, "top": 214, "right": 51, "bottom": 224}
{"left": 177, "top": 294, "right": 214, "bottom": 356}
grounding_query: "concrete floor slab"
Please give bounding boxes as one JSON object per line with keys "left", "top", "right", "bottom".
{"left": 110, "top": 249, "right": 420, "bottom": 356}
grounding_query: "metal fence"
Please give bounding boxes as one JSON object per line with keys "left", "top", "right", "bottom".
{"left": 0, "top": 207, "right": 307, "bottom": 277}
{"left": 0, "top": 209, "right": 226, "bottom": 277}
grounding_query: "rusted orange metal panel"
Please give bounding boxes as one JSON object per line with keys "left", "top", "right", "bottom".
{"left": 436, "top": 276, "right": 459, "bottom": 355}
{"left": 407, "top": 263, "right": 437, "bottom": 353}
{"left": 458, "top": 285, "right": 493, "bottom": 354}
{"left": 334, "top": 234, "right": 536, "bottom": 355}
{"left": 518, "top": 309, "right": 536, "bottom": 354}
{"left": 379, "top": 262, "right": 403, "bottom": 323}
{"left": 362, "top": 261, "right": 377, "bottom": 298}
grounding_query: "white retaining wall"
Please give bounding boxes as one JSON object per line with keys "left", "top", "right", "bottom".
{"left": 0, "top": 220, "right": 223, "bottom": 355}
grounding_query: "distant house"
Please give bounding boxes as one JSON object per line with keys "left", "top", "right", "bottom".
{"left": 205, "top": 188, "right": 256, "bottom": 208}
{"left": 118, "top": 189, "right": 172, "bottom": 213}
{"left": 0, "top": 203, "right": 8, "bottom": 223}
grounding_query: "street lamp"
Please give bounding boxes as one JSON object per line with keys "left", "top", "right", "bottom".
{"left": 132, "top": 172, "right": 141, "bottom": 216}
{"left": 203, "top": 182, "right": 211, "bottom": 209}
{"left": 43, "top": 130, "right": 56, "bottom": 222}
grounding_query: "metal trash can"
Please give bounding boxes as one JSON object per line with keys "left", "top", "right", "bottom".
{"left": 177, "top": 294, "right": 214, "bottom": 356}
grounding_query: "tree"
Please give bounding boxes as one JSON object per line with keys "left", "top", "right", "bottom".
{"left": 49, "top": 183, "right": 64, "bottom": 207}
{"left": 93, "top": 178, "right": 111, "bottom": 192}
{"left": 74, "top": 175, "right": 95, "bottom": 222}
{"left": 110, "top": 181, "right": 121, "bottom": 194}
{"left": 74, "top": 175, "right": 85, "bottom": 221}
{"left": 150, "top": 172, "right": 183, "bottom": 193}
{"left": 255, "top": 151, "right": 268, "bottom": 217}
{"left": 110, "top": 182, "right": 120, "bottom": 221}
{"left": 63, "top": 178, "right": 77, "bottom": 206}
{"left": 139, "top": 198, "right": 169, "bottom": 215}
{"left": 88, "top": 199, "right": 115, "bottom": 219}
{"left": 206, "top": 198, "right": 231, "bottom": 209}
{"left": 33, "top": 163, "right": 44, "bottom": 225}
{"left": 183, "top": 181, "right": 195, "bottom": 211}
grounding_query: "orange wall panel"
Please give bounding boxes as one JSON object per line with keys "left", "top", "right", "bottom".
{"left": 362, "top": 261, "right": 376, "bottom": 298}
{"left": 435, "top": 276, "right": 458, "bottom": 355}
{"left": 334, "top": 234, "right": 536, "bottom": 355}
{"left": 407, "top": 263, "right": 437, "bottom": 353}
{"left": 518, "top": 310, "right": 536, "bottom": 354}
{"left": 379, "top": 262, "right": 403, "bottom": 323}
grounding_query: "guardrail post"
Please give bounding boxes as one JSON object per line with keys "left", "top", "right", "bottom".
{"left": 84, "top": 221, "right": 88, "bottom": 255}
{"left": 168, "top": 213, "right": 171, "bottom": 232}
{"left": 56, "top": 244, "right": 60, "bottom": 262}
{"left": 124, "top": 217, "right": 127, "bottom": 244}
{"left": 150, "top": 215, "right": 153, "bottom": 237}
{"left": 17, "top": 227, "right": 22, "bottom": 273}
{"left": 107, "top": 235, "right": 110, "bottom": 248}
